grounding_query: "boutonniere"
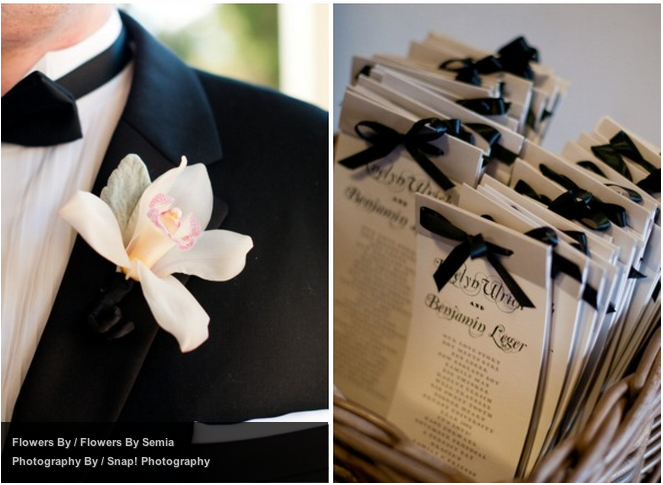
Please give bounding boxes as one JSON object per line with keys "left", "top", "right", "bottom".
{"left": 59, "top": 154, "right": 253, "bottom": 352}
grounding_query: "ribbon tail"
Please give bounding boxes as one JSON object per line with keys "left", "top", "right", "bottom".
{"left": 433, "top": 243, "right": 470, "bottom": 292}
{"left": 407, "top": 144, "right": 456, "bottom": 191}
{"left": 563, "top": 231, "right": 589, "bottom": 256}
{"left": 595, "top": 201, "right": 627, "bottom": 227}
{"left": 577, "top": 160, "right": 607, "bottom": 178}
{"left": 629, "top": 266, "right": 647, "bottom": 279}
{"left": 652, "top": 279, "right": 660, "bottom": 302}
{"left": 338, "top": 142, "right": 399, "bottom": 170}
{"left": 582, "top": 284, "right": 598, "bottom": 309}
{"left": 610, "top": 131, "right": 658, "bottom": 173}
{"left": 636, "top": 169, "right": 661, "bottom": 195}
{"left": 552, "top": 253, "right": 583, "bottom": 282}
{"left": 489, "top": 144, "right": 519, "bottom": 166}
{"left": 486, "top": 252, "right": 535, "bottom": 309}
{"left": 591, "top": 145, "right": 633, "bottom": 181}
{"left": 456, "top": 98, "right": 510, "bottom": 116}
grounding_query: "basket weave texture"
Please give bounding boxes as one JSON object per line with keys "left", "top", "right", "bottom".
{"left": 334, "top": 327, "right": 661, "bottom": 483}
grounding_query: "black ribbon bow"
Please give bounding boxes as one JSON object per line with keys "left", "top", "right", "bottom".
{"left": 548, "top": 191, "right": 614, "bottom": 232}
{"left": 497, "top": 36, "right": 539, "bottom": 80}
{"left": 591, "top": 131, "right": 660, "bottom": 195}
{"left": 515, "top": 180, "right": 642, "bottom": 283}
{"left": 514, "top": 180, "right": 612, "bottom": 231}
{"left": 2, "top": 73, "right": 82, "bottom": 146}
{"left": 338, "top": 118, "right": 470, "bottom": 191}
{"left": 465, "top": 123, "right": 519, "bottom": 166}
{"left": 538, "top": 164, "right": 628, "bottom": 228}
{"left": 2, "top": 27, "right": 131, "bottom": 147}
{"left": 575, "top": 161, "right": 644, "bottom": 203}
{"left": 456, "top": 97, "right": 511, "bottom": 116}
{"left": 439, "top": 36, "right": 539, "bottom": 86}
{"left": 439, "top": 56, "right": 502, "bottom": 86}
{"left": 419, "top": 206, "right": 535, "bottom": 309}
{"left": 563, "top": 230, "right": 589, "bottom": 256}
{"left": 592, "top": 131, "right": 658, "bottom": 178}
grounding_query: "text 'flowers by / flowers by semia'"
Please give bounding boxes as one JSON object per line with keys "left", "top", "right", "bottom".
{"left": 59, "top": 154, "right": 253, "bottom": 352}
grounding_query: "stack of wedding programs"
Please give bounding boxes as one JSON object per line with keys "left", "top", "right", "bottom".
{"left": 333, "top": 32, "right": 660, "bottom": 482}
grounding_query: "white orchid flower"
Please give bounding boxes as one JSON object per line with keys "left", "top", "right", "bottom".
{"left": 59, "top": 155, "right": 253, "bottom": 352}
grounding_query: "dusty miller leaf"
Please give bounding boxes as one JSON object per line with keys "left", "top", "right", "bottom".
{"left": 100, "top": 154, "right": 151, "bottom": 246}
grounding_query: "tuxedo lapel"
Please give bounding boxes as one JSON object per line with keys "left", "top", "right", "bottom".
{"left": 11, "top": 11, "right": 225, "bottom": 422}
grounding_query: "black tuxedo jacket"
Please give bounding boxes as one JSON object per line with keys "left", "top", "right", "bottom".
{"left": 10, "top": 12, "right": 328, "bottom": 424}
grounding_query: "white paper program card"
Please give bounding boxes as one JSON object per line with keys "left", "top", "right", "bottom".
{"left": 387, "top": 195, "right": 552, "bottom": 482}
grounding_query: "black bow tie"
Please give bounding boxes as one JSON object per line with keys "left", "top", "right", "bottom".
{"left": 2, "top": 27, "right": 131, "bottom": 147}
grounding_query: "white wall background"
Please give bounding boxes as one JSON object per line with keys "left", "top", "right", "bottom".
{"left": 333, "top": 4, "right": 661, "bottom": 152}
{"left": 279, "top": 4, "right": 329, "bottom": 110}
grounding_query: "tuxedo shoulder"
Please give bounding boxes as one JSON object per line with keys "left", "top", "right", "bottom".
{"left": 194, "top": 70, "right": 327, "bottom": 132}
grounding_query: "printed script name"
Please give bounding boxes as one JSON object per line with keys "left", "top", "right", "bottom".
{"left": 424, "top": 294, "right": 486, "bottom": 338}
{"left": 366, "top": 161, "right": 448, "bottom": 201}
{"left": 425, "top": 295, "right": 528, "bottom": 354}
{"left": 344, "top": 186, "right": 408, "bottom": 229}
{"left": 440, "top": 261, "right": 523, "bottom": 313}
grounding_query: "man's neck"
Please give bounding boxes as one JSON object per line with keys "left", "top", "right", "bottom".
{"left": 1, "top": 5, "right": 114, "bottom": 95}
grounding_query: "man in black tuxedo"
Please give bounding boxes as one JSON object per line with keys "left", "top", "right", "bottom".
{"left": 2, "top": 4, "right": 327, "bottom": 481}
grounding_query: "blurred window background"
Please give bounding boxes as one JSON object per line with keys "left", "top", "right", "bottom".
{"left": 120, "top": 3, "right": 328, "bottom": 110}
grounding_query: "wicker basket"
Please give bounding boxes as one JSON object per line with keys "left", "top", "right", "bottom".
{"left": 334, "top": 327, "right": 661, "bottom": 483}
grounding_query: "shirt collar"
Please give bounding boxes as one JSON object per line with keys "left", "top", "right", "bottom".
{"left": 30, "top": 9, "right": 123, "bottom": 82}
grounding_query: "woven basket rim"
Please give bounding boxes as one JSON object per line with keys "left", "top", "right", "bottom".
{"left": 334, "top": 327, "right": 661, "bottom": 483}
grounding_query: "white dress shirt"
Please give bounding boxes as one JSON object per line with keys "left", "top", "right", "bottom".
{"left": 1, "top": 10, "right": 133, "bottom": 422}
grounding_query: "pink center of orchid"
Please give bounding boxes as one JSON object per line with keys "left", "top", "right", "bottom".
{"left": 148, "top": 193, "right": 201, "bottom": 250}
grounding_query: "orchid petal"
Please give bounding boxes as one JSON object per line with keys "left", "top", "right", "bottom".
{"left": 59, "top": 191, "right": 131, "bottom": 269}
{"left": 167, "top": 164, "right": 214, "bottom": 229}
{"left": 130, "top": 157, "right": 188, "bottom": 243}
{"left": 136, "top": 262, "right": 209, "bottom": 352}
{"left": 152, "top": 230, "right": 253, "bottom": 281}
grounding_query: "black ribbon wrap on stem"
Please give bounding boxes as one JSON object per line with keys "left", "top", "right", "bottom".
{"left": 338, "top": 118, "right": 470, "bottom": 191}
{"left": 419, "top": 206, "right": 535, "bottom": 309}
{"left": 439, "top": 36, "right": 539, "bottom": 86}
{"left": 88, "top": 271, "right": 136, "bottom": 340}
